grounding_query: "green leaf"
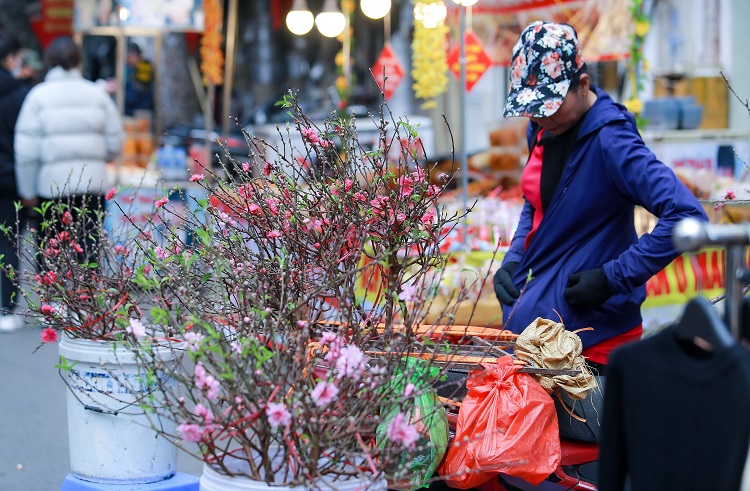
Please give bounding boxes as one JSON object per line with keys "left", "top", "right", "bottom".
{"left": 56, "top": 355, "right": 77, "bottom": 371}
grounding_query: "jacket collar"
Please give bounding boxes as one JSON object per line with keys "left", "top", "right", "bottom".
{"left": 576, "top": 86, "right": 630, "bottom": 139}
{"left": 44, "top": 66, "right": 83, "bottom": 82}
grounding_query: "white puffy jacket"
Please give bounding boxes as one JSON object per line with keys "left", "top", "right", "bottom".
{"left": 14, "top": 66, "right": 124, "bottom": 199}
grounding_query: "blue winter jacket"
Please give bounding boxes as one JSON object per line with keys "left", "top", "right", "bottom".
{"left": 501, "top": 87, "right": 708, "bottom": 347}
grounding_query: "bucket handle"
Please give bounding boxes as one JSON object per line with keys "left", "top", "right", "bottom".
{"left": 84, "top": 404, "right": 119, "bottom": 416}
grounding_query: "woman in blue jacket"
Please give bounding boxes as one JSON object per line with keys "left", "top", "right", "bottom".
{"left": 493, "top": 21, "right": 708, "bottom": 373}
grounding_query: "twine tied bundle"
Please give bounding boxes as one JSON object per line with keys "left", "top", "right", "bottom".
{"left": 514, "top": 317, "right": 597, "bottom": 401}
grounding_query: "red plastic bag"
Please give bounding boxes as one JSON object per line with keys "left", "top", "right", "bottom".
{"left": 438, "top": 356, "right": 561, "bottom": 488}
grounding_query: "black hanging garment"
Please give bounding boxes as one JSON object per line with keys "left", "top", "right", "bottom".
{"left": 598, "top": 322, "right": 750, "bottom": 491}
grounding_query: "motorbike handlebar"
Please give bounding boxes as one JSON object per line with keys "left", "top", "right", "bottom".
{"left": 672, "top": 217, "right": 750, "bottom": 252}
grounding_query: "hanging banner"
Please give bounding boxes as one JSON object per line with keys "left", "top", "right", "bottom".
{"left": 446, "top": 0, "right": 632, "bottom": 66}
{"left": 74, "top": 0, "right": 205, "bottom": 31}
{"left": 372, "top": 43, "right": 405, "bottom": 100}
{"left": 466, "top": 0, "right": 580, "bottom": 14}
{"left": 447, "top": 31, "right": 492, "bottom": 92}
{"left": 32, "top": 0, "right": 74, "bottom": 49}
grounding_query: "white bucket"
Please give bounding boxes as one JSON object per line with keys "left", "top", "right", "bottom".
{"left": 59, "top": 336, "right": 179, "bottom": 484}
{"left": 199, "top": 452, "right": 386, "bottom": 491}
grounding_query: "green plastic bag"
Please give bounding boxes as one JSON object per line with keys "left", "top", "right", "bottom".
{"left": 376, "top": 358, "right": 450, "bottom": 491}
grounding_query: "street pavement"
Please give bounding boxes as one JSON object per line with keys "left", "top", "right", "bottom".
{"left": 0, "top": 323, "right": 204, "bottom": 491}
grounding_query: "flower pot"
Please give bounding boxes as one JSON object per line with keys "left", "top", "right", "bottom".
{"left": 59, "top": 336, "right": 179, "bottom": 484}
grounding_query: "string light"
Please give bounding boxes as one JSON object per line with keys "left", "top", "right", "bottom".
{"left": 315, "top": 0, "right": 346, "bottom": 38}
{"left": 360, "top": 0, "right": 391, "bottom": 19}
{"left": 286, "top": 0, "right": 314, "bottom": 35}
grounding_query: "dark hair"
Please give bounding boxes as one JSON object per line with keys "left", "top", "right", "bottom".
{"left": 127, "top": 41, "right": 141, "bottom": 56}
{"left": 0, "top": 31, "right": 20, "bottom": 60}
{"left": 44, "top": 36, "right": 81, "bottom": 70}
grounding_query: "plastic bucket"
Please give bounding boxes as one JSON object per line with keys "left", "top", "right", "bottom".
{"left": 199, "top": 451, "right": 386, "bottom": 491}
{"left": 59, "top": 336, "right": 179, "bottom": 484}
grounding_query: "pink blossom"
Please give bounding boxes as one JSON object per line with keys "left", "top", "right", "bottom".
{"left": 397, "top": 174, "right": 414, "bottom": 196}
{"left": 62, "top": 211, "right": 73, "bottom": 225}
{"left": 335, "top": 345, "right": 365, "bottom": 379}
{"left": 320, "top": 331, "right": 340, "bottom": 345}
{"left": 320, "top": 331, "right": 343, "bottom": 361}
{"left": 155, "top": 197, "right": 169, "bottom": 208}
{"left": 238, "top": 184, "right": 253, "bottom": 198}
{"left": 715, "top": 202, "right": 726, "bottom": 212}
{"left": 126, "top": 318, "right": 146, "bottom": 339}
{"left": 398, "top": 284, "right": 419, "bottom": 303}
{"left": 386, "top": 413, "right": 420, "bottom": 450}
{"left": 40, "top": 304, "right": 56, "bottom": 317}
{"left": 184, "top": 332, "right": 205, "bottom": 352}
{"left": 427, "top": 185, "right": 442, "bottom": 197}
{"left": 304, "top": 218, "right": 323, "bottom": 233}
{"left": 265, "top": 198, "right": 279, "bottom": 216}
{"left": 396, "top": 212, "right": 406, "bottom": 223}
{"left": 242, "top": 162, "right": 250, "bottom": 172}
{"left": 155, "top": 247, "right": 169, "bottom": 260}
{"left": 115, "top": 244, "right": 127, "bottom": 255}
{"left": 189, "top": 174, "right": 205, "bottom": 182}
{"left": 353, "top": 192, "right": 367, "bottom": 202}
{"left": 247, "top": 203, "right": 262, "bottom": 215}
{"left": 311, "top": 381, "right": 339, "bottom": 407}
{"left": 40, "top": 328, "right": 57, "bottom": 343}
{"left": 344, "top": 178, "right": 353, "bottom": 191}
{"left": 266, "top": 230, "right": 283, "bottom": 239}
{"left": 266, "top": 402, "right": 291, "bottom": 428}
{"left": 71, "top": 242, "right": 83, "bottom": 254}
{"left": 193, "top": 403, "right": 214, "bottom": 423}
{"left": 403, "top": 383, "right": 416, "bottom": 398}
{"left": 263, "top": 161, "right": 273, "bottom": 176}
{"left": 301, "top": 127, "right": 321, "bottom": 145}
{"left": 36, "top": 271, "right": 57, "bottom": 285}
{"left": 370, "top": 195, "right": 389, "bottom": 212}
{"left": 725, "top": 190, "right": 736, "bottom": 200}
{"left": 195, "top": 363, "right": 220, "bottom": 401}
{"left": 411, "top": 167, "right": 426, "bottom": 182}
{"left": 176, "top": 423, "right": 203, "bottom": 442}
{"left": 420, "top": 209, "right": 436, "bottom": 225}
{"left": 105, "top": 188, "right": 117, "bottom": 200}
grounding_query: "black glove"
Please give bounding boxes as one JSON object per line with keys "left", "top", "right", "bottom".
{"left": 564, "top": 268, "right": 614, "bottom": 309}
{"left": 493, "top": 261, "right": 520, "bottom": 306}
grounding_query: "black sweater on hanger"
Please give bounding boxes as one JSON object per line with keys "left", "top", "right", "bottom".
{"left": 598, "top": 327, "right": 750, "bottom": 491}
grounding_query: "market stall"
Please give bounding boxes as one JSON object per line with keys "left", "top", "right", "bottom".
{"left": 72, "top": 0, "right": 238, "bottom": 182}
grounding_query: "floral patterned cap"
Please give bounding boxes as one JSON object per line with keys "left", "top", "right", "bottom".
{"left": 503, "top": 21, "right": 585, "bottom": 118}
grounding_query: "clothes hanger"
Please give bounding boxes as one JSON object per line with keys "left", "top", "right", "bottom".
{"left": 673, "top": 296, "right": 735, "bottom": 352}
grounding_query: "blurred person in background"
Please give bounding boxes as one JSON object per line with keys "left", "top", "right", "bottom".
{"left": 0, "top": 31, "right": 30, "bottom": 333}
{"left": 16, "top": 48, "right": 44, "bottom": 87}
{"left": 14, "top": 36, "right": 123, "bottom": 257}
{"left": 124, "top": 40, "right": 154, "bottom": 116}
